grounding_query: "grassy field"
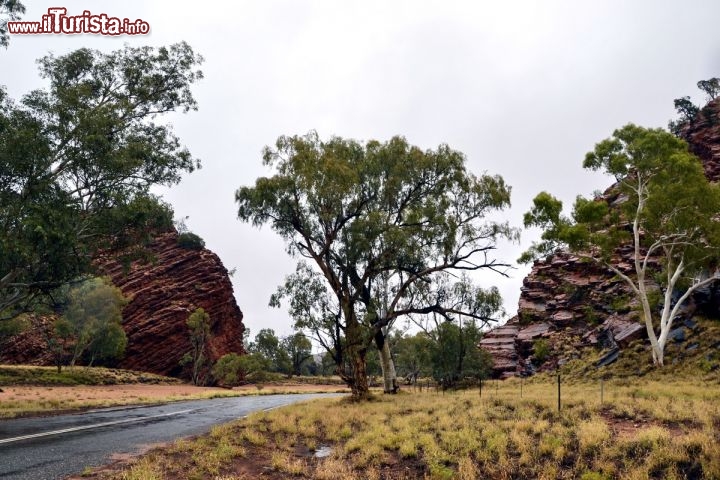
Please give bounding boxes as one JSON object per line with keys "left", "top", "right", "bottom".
{"left": 0, "top": 365, "right": 183, "bottom": 386}
{"left": 0, "top": 384, "right": 247, "bottom": 419}
{"left": 79, "top": 375, "right": 720, "bottom": 480}
{"left": 0, "top": 366, "right": 349, "bottom": 418}
{"left": 0, "top": 366, "right": 239, "bottom": 418}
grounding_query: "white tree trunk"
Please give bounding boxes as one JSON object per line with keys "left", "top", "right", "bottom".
{"left": 379, "top": 336, "right": 397, "bottom": 393}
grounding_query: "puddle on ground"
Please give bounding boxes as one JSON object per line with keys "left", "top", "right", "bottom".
{"left": 313, "top": 445, "right": 333, "bottom": 458}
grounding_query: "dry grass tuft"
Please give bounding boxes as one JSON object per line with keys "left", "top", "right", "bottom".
{"left": 79, "top": 377, "right": 720, "bottom": 480}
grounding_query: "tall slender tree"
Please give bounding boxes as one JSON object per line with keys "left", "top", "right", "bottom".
{"left": 182, "top": 308, "right": 211, "bottom": 386}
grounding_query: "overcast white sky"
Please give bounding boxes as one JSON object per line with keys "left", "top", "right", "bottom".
{"left": 3, "top": 1, "right": 720, "bottom": 339}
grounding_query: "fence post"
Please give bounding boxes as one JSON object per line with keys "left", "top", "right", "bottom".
{"left": 479, "top": 379, "right": 482, "bottom": 398}
{"left": 557, "top": 373, "right": 561, "bottom": 412}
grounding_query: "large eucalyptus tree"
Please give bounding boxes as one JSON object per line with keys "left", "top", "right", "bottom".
{"left": 238, "top": 132, "right": 515, "bottom": 399}
{"left": 0, "top": 42, "right": 203, "bottom": 320}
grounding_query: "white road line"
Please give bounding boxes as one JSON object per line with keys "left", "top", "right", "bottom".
{"left": 262, "top": 403, "right": 292, "bottom": 412}
{"left": 0, "top": 409, "right": 195, "bottom": 445}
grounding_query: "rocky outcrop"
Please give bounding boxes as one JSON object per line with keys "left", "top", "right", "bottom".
{"left": 0, "top": 315, "right": 55, "bottom": 366}
{"left": 480, "top": 97, "right": 720, "bottom": 378}
{"left": 679, "top": 97, "right": 720, "bottom": 182}
{"left": 478, "top": 322, "right": 520, "bottom": 378}
{"left": 97, "top": 231, "right": 246, "bottom": 376}
{"left": 0, "top": 231, "right": 245, "bottom": 378}
{"left": 480, "top": 245, "right": 681, "bottom": 377}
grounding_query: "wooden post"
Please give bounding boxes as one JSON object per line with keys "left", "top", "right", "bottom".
{"left": 479, "top": 379, "right": 482, "bottom": 398}
{"left": 557, "top": 373, "right": 561, "bottom": 412}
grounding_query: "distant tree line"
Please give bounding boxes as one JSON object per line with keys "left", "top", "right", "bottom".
{"left": 210, "top": 322, "right": 492, "bottom": 389}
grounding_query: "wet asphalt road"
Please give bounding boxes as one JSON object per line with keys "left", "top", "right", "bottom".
{"left": 0, "top": 393, "right": 341, "bottom": 480}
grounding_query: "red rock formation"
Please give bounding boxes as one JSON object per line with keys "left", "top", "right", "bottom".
{"left": 479, "top": 321, "right": 520, "bottom": 378}
{"left": 481, "top": 97, "right": 720, "bottom": 378}
{"left": 679, "top": 98, "right": 720, "bottom": 182}
{"left": 0, "top": 231, "right": 246, "bottom": 378}
{"left": 0, "top": 316, "right": 55, "bottom": 366}
{"left": 96, "top": 231, "right": 245, "bottom": 377}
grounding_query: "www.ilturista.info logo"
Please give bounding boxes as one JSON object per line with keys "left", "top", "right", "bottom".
{"left": 8, "top": 8, "right": 150, "bottom": 36}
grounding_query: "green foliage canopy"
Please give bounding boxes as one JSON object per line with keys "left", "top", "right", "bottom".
{"left": 0, "top": 0, "right": 24, "bottom": 48}
{"left": 52, "top": 277, "right": 127, "bottom": 369}
{"left": 392, "top": 331, "right": 433, "bottom": 381}
{"left": 212, "top": 353, "right": 244, "bottom": 387}
{"left": 176, "top": 232, "right": 206, "bottom": 250}
{"left": 247, "top": 328, "right": 290, "bottom": 374}
{"left": 0, "top": 42, "right": 203, "bottom": 320}
{"left": 245, "top": 132, "right": 515, "bottom": 398}
{"left": 428, "top": 319, "right": 491, "bottom": 387}
{"left": 282, "top": 332, "right": 313, "bottom": 376}
{"left": 522, "top": 124, "right": 720, "bottom": 269}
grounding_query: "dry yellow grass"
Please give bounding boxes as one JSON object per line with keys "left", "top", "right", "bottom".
{"left": 82, "top": 376, "right": 720, "bottom": 479}
{"left": 0, "top": 384, "right": 244, "bottom": 418}
{"left": 0, "top": 365, "right": 350, "bottom": 418}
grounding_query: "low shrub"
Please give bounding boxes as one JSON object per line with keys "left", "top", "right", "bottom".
{"left": 177, "top": 232, "right": 205, "bottom": 250}
{"left": 534, "top": 339, "right": 551, "bottom": 364}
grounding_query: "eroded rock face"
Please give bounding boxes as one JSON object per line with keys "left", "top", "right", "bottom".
{"left": 96, "top": 231, "right": 245, "bottom": 376}
{"left": 482, "top": 244, "right": 672, "bottom": 377}
{"left": 479, "top": 321, "right": 519, "bottom": 378}
{"left": 0, "top": 231, "right": 246, "bottom": 378}
{"left": 480, "top": 98, "right": 720, "bottom": 378}
{"left": 679, "top": 97, "right": 720, "bottom": 182}
{"left": 0, "top": 315, "right": 54, "bottom": 366}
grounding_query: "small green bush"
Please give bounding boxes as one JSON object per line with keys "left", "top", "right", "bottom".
{"left": 533, "top": 339, "right": 551, "bottom": 364}
{"left": 212, "top": 352, "right": 273, "bottom": 386}
{"left": 212, "top": 353, "right": 244, "bottom": 387}
{"left": 582, "top": 305, "right": 599, "bottom": 325}
{"left": 610, "top": 296, "right": 630, "bottom": 314}
{"left": 177, "top": 232, "right": 205, "bottom": 250}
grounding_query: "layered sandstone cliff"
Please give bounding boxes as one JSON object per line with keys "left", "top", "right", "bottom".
{"left": 480, "top": 250, "right": 646, "bottom": 378}
{"left": 0, "top": 230, "right": 245, "bottom": 378}
{"left": 97, "top": 231, "right": 245, "bottom": 376}
{"left": 680, "top": 97, "right": 720, "bottom": 182}
{"left": 481, "top": 98, "right": 720, "bottom": 378}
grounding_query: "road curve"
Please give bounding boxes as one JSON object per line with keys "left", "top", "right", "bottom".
{"left": 0, "top": 393, "right": 341, "bottom": 480}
